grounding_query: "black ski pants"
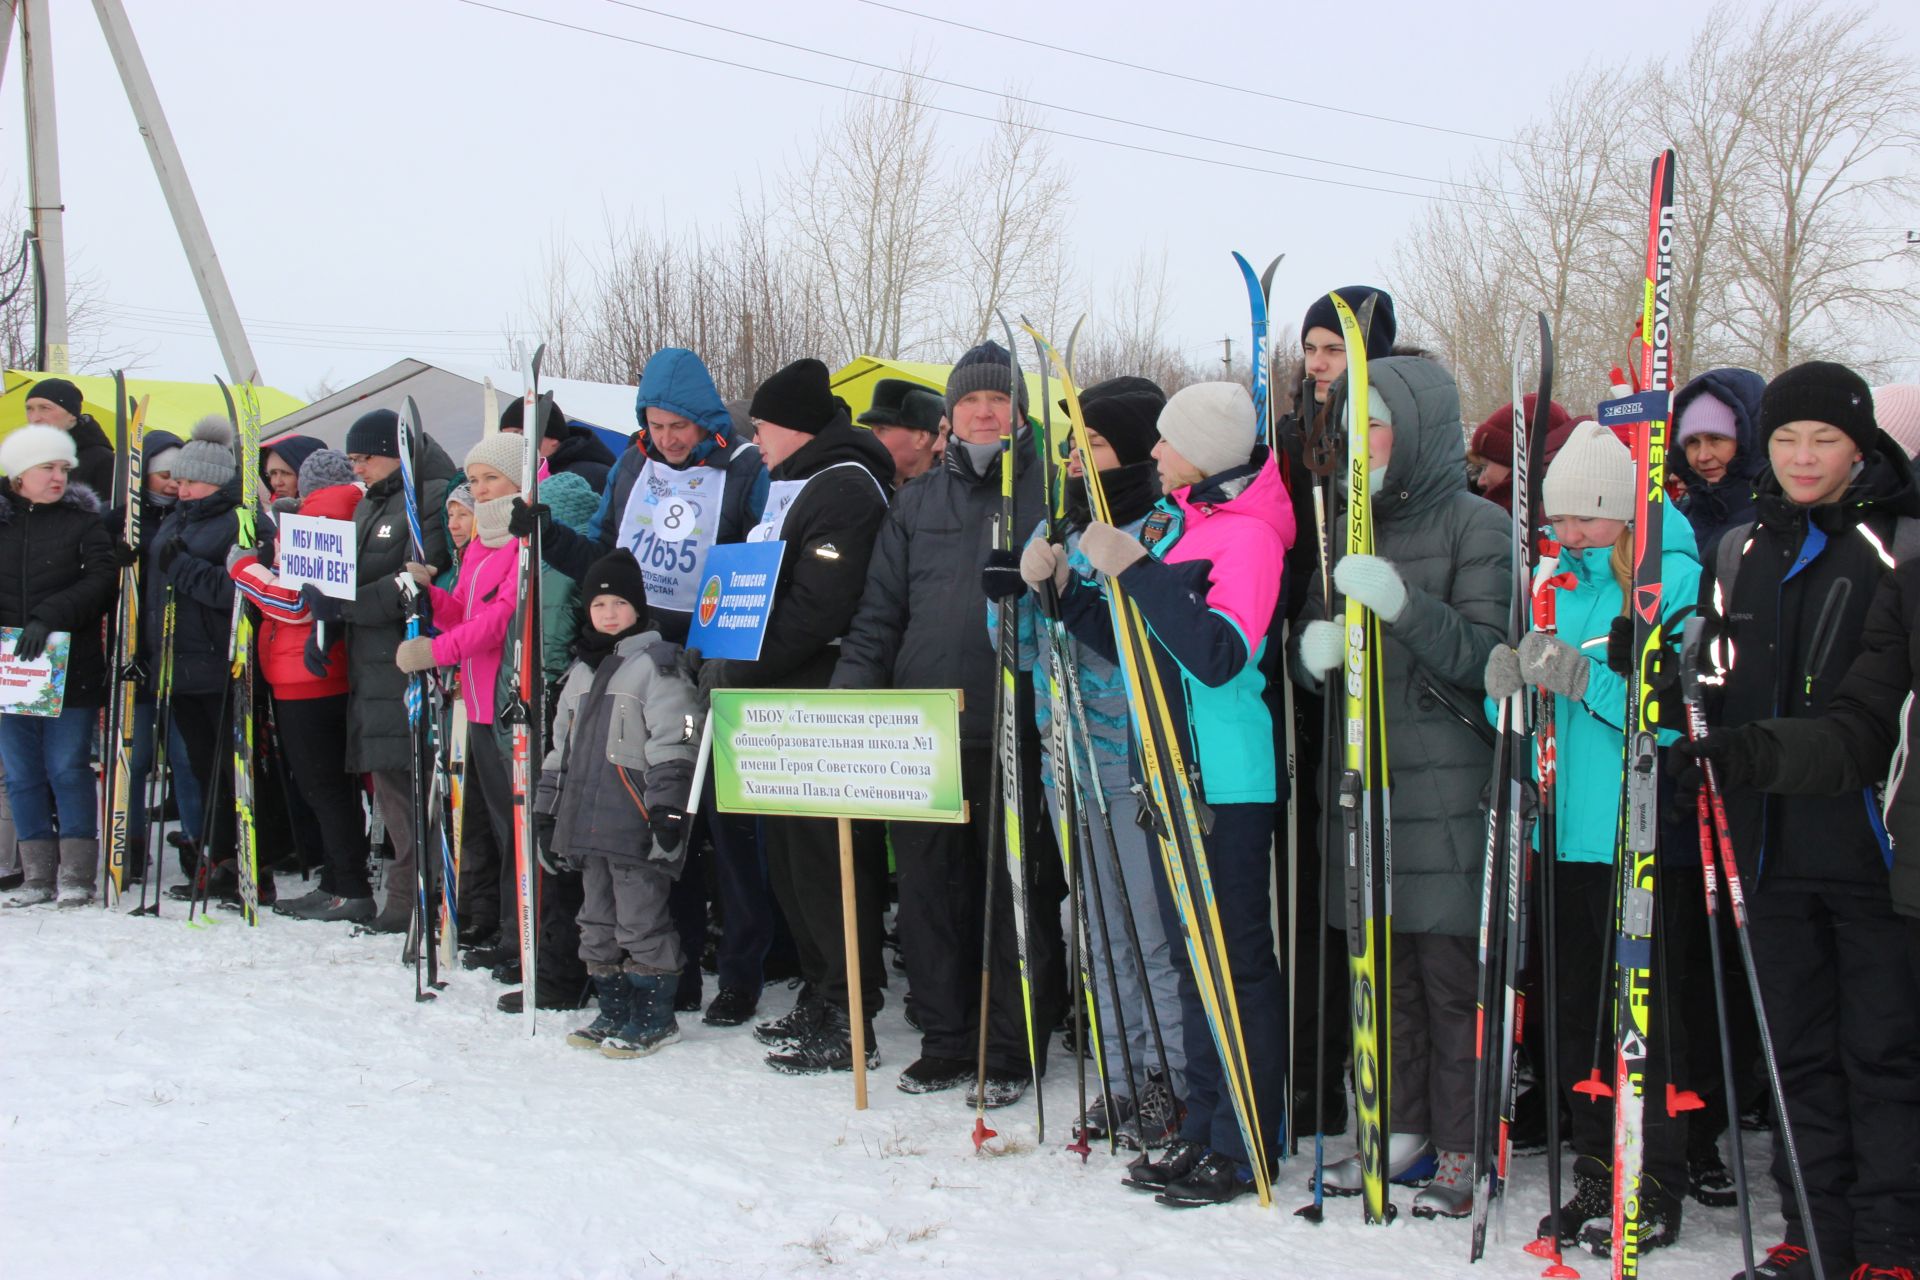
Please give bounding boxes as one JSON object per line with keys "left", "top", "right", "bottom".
{"left": 891, "top": 744, "right": 1066, "bottom": 1075}
{"left": 170, "top": 691, "right": 234, "bottom": 865}
{"left": 1750, "top": 885, "right": 1920, "bottom": 1268}
{"left": 272, "top": 694, "right": 369, "bottom": 900}
{"left": 765, "top": 813, "right": 887, "bottom": 1015}
{"left": 1155, "top": 800, "right": 1286, "bottom": 1175}
{"left": 1552, "top": 861, "right": 1690, "bottom": 1196}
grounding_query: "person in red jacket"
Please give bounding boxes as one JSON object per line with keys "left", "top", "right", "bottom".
{"left": 227, "top": 449, "right": 373, "bottom": 922}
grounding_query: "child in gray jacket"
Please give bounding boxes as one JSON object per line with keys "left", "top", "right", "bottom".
{"left": 535, "top": 549, "right": 700, "bottom": 1058}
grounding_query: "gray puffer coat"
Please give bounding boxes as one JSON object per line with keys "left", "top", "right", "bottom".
{"left": 1293, "top": 356, "right": 1511, "bottom": 936}
{"left": 536, "top": 631, "right": 700, "bottom": 869}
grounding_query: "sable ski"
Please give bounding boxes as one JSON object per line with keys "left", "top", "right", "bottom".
{"left": 1604, "top": 148, "right": 1676, "bottom": 1280}
{"left": 102, "top": 376, "right": 148, "bottom": 902}
{"left": 1026, "top": 320, "right": 1273, "bottom": 1206}
{"left": 506, "top": 346, "right": 550, "bottom": 1032}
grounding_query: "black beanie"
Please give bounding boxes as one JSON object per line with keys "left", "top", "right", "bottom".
{"left": 750, "top": 358, "right": 844, "bottom": 435}
{"left": 27, "top": 377, "right": 84, "bottom": 420}
{"left": 499, "top": 396, "right": 569, "bottom": 440}
{"left": 581, "top": 548, "right": 648, "bottom": 615}
{"left": 1076, "top": 376, "right": 1167, "bottom": 467}
{"left": 945, "top": 340, "right": 1029, "bottom": 417}
{"left": 1301, "top": 286, "right": 1397, "bottom": 359}
{"left": 1760, "top": 360, "right": 1879, "bottom": 449}
{"left": 345, "top": 409, "right": 400, "bottom": 458}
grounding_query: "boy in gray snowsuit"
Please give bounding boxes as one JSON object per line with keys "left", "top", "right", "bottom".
{"left": 534, "top": 549, "right": 700, "bottom": 1058}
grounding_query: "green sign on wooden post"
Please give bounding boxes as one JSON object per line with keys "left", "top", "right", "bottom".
{"left": 709, "top": 688, "right": 967, "bottom": 824}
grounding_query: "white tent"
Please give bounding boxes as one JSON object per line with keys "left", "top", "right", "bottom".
{"left": 261, "top": 359, "right": 637, "bottom": 459}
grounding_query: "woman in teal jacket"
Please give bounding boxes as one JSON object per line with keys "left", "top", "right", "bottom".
{"left": 1483, "top": 421, "right": 1700, "bottom": 1253}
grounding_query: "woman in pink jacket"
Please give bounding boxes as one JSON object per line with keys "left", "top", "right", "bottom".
{"left": 397, "top": 434, "right": 526, "bottom": 943}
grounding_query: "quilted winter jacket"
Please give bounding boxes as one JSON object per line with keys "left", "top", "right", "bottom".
{"left": 0, "top": 483, "right": 116, "bottom": 707}
{"left": 1293, "top": 356, "right": 1512, "bottom": 936}
{"left": 425, "top": 533, "right": 517, "bottom": 727}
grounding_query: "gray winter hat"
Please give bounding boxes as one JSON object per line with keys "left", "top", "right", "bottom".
{"left": 297, "top": 448, "right": 357, "bottom": 497}
{"left": 172, "top": 416, "right": 238, "bottom": 487}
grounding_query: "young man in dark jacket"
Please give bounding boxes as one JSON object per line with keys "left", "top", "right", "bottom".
{"left": 833, "top": 340, "right": 1066, "bottom": 1105}
{"left": 701, "top": 358, "right": 895, "bottom": 1073}
{"left": 341, "top": 408, "right": 456, "bottom": 932}
{"left": 499, "top": 397, "right": 616, "bottom": 493}
{"left": 1694, "top": 362, "right": 1920, "bottom": 1280}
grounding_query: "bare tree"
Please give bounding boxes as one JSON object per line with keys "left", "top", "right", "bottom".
{"left": 1070, "top": 249, "right": 1220, "bottom": 393}
{"left": 0, "top": 190, "right": 151, "bottom": 372}
{"left": 784, "top": 64, "right": 954, "bottom": 362}
{"left": 947, "top": 97, "right": 1074, "bottom": 352}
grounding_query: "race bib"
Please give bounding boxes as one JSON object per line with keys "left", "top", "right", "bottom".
{"left": 615, "top": 460, "right": 726, "bottom": 613}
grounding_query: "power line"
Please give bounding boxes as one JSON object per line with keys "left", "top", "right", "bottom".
{"left": 100, "top": 299, "right": 529, "bottom": 339}
{"left": 449, "top": 0, "right": 1500, "bottom": 207}
{"left": 595, "top": 0, "right": 1512, "bottom": 197}
{"left": 855, "top": 0, "right": 1532, "bottom": 150}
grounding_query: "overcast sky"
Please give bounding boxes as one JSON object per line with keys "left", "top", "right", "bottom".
{"left": 4, "top": 0, "right": 1915, "bottom": 403}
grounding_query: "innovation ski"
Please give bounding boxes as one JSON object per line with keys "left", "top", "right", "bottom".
{"left": 102, "top": 375, "right": 148, "bottom": 903}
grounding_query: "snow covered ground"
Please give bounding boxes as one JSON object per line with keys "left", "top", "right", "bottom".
{"left": 4, "top": 874, "right": 1778, "bottom": 1280}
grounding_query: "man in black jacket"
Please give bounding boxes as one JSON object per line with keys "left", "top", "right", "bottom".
{"left": 833, "top": 340, "right": 1066, "bottom": 1106}
{"left": 23, "top": 377, "right": 116, "bottom": 499}
{"left": 499, "top": 397, "right": 616, "bottom": 493}
{"left": 1693, "top": 363, "right": 1920, "bottom": 1280}
{"left": 702, "top": 358, "right": 895, "bottom": 1073}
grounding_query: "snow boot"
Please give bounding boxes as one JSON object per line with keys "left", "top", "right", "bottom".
{"left": 1410, "top": 1149, "right": 1474, "bottom": 1219}
{"left": 1580, "top": 1174, "right": 1682, "bottom": 1257}
{"left": 753, "top": 987, "right": 824, "bottom": 1048}
{"left": 600, "top": 972, "right": 680, "bottom": 1059}
{"left": 567, "top": 968, "right": 631, "bottom": 1050}
{"left": 897, "top": 1055, "right": 973, "bottom": 1095}
{"left": 1312, "top": 1132, "right": 1436, "bottom": 1196}
{"left": 1539, "top": 1154, "right": 1611, "bottom": 1246}
{"left": 964, "top": 1066, "right": 1032, "bottom": 1110}
{"left": 1123, "top": 1138, "right": 1205, "bottom": 1193}
{"left": 701, "top": 985, "right": 758, "bottom": 1028}
{"left": 55, "top": 837, "right": 97, "bottom": 904}
{"left": 4, "top": 839, "right": 57, "bottom": 907}
{"left": 764, "top": 1004, "right": 878, "bottom": 1075}
{"left": 1155, "top": 1150, "right": 1255, "bottom": 1208}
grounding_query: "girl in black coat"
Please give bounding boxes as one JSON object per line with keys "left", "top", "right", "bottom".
{"left": 0, "top": 425, "right": 117, "bottom": 906}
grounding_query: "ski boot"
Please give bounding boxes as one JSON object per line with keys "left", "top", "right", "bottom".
{"left": 567, "top": 967, "right": 632, "bottom": 1050}
{"left": 1410, "top": 1149, "right": 1474, "bottom": 1219}
{"left": 1123, "top": 1138, "right": 1204, "bottom": 1193}
{"left": 1538, "top": 1154, "right": 1611, "bottom": 1246}
{"left": 1155, "top": 1150, "right": 1255, "bottom": 1208}
{"left": 1580, "top": 1174, "right": 1682, "bottom": 1257}
{"left": 1312, "top": 1132, "right": 1436, "bottom": 1197}
{"left": 600, "top": 972, "right": 680, "bottom": 1059}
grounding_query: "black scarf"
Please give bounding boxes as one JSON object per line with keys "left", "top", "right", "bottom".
{"left": 1065, "top": 459, "right": 1160, "bottom": 531}
{"left": 574, "top": 620, "right": 647, "bottom": 671}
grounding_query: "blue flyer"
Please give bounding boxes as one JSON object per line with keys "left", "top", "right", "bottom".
{"left": 687, "top": 541, "right": 787, "bottom": 661}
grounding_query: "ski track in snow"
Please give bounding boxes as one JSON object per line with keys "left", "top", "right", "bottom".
{"left": 4, "top": 874, "right": 1781, "bottom": 1279}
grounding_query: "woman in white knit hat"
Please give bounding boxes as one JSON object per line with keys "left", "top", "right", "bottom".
{"left": 1482, "top": 420, "right": 1701, "bottom": 1252}
{"left": 0, "top": 425, "right": 118, "bottom": 906}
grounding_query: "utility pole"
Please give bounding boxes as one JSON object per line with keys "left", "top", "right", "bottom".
{"left": 20, "top": 0, "right": 69, "bottom": 373}
{"left": 91, "top": 0, "right": 259, "bottom": 384}
{"left": 1220, "top": 336, "right": 1233, "bottom": 377}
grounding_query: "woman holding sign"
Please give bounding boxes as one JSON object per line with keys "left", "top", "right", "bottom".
{"left": 0, "top": 424, "right": 117, "bottom": 907}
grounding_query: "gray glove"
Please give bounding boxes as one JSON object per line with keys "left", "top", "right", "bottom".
{"left": 1484, "top": 644, "right": 1522, "bottom": 701}
{"left": 1299, "top": 617, "right": 1346, "bottom": 679}
{"left": 1518, "top": 631, "right": 1590, "bottom": 700}
{"left": 1080, "top": 521, "right": 1149, "bottom": 578}
{"left": 1021, "top": 537, "right": 1068, "bottom": 593}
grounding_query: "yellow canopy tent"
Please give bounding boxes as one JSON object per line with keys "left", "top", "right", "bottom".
{"left": 0, "top": 370, "right": 303, "bottom": 442}
{"left": 828, "top": 356, "right": 1052, "bottom": 423}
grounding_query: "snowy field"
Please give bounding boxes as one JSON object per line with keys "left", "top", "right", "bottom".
{"left": 5, "top": 873, "right": 1778, "bottom": 1280}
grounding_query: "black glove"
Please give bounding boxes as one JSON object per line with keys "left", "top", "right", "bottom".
{"left": 980, "top": 547, "right": 1026, "bottom": 601}
{"left": 110, "top": 541, "right": 140, "bottom": 568}
{"left": 303, "top": 627, "right": 332, "bottom": 680}
{"left": 300, "top": 584, "right": 345, "bottom": 626}
{"left": 1663, "top": 751, "right": 1704, "bottom": 828}
{"left": 156, "top": 538, "right": 182, "bottom": 577}
{"left": 648, "top": 805, "right": 688, "bottom": 855}
{"left": 1680, "top": 726, "right": 1762, "bottom": 793}
{"left": 12, "top": 620, "right": 51, "bottom": 663}
{"left": 534, "top": 811, "right": 557, "bottom": 855}
{"left": 508, "top": 497, "right": 550, "bottom": 539}
{"left": 1606, "top": 615, "right": 1633, "bottom": 675}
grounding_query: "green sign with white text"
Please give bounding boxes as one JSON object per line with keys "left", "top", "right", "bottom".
{"left": 710, "top": 688, "right": 966, "bottom": 823}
